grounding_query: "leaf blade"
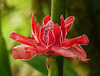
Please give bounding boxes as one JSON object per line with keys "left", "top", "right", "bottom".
{"left": 25, "top": 54, "right": 48, "bottom": 75}
{"left": 0, "top": 37, "right": 12, "bottom": 76}
{"left": 63, "top": 58, "right": 78, "bottom": 76}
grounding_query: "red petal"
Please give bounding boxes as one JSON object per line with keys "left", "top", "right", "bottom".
{"left": 76, "top": 35, "right": 89, "bottom": 45}
{"left": 9, "top": 32, "right": 37, "bottom": 46}
{"left": 61, "top": 15, "right": 65, "bottom": 28}
{"left": 39, "top": 21, "right": 54, "bottom": 48}
{"left": 35, "top": 23, "right": 41, "bottom": 42}
{"left": 39, "top": 27, "right": 47, "bottom": 47}
{"left": 25, "top": 45, "right": 47, "bottom": 54}
{"left": 43, "top": 15, "right": 51, "bottom": 25}
{"left": 64, "top": 16, "right": 75, "bottom": 32}
{"left": 51, "top": 23, "right": 61, "bottom": 49}
{"left": 48, "top": 30, "right": 55, "bottom": 47}
{"left": 79, "top": 58, "right": 90, "bottom": 62}
{"left": 61, "top": 35, "right": 89, "bottom": 47}
{"left": 61, "top": 15, "right": 67, "bottom": 41}
{"left": 13, "top": 44, "right": 36, "bottom": 60}
{"left": 53, "top": 44, "right": 89, "bottom": 62}
{"left": 31, "top": 12, "right": 36, "bottom": 34}
{"left": 31, "top": 34, "right": 35, "bottom": 38}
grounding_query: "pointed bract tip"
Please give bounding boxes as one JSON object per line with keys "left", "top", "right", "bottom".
{"left": 79, "top": 58, "right": 90, "bottom": 63}
{"left": 31, "top": 12, "right": 33, "bottom": 17}
{"left": 43, "top": 15, "right": 51, "bottom": 25}
{"left": 82, "top": 35, "right": 89, "bottom": 45}
{"left": 61, "top": 15, "right": 64, "bottom": 19}
{"left": 70, "top": 16, "right": 75, "bottom": 19}
{"left": 9, "top": 32, "right": 17, "bottom": 40}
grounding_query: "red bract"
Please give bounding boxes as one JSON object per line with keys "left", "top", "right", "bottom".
{"left": 9, "top": 12, "right": 89, "bottom": 62}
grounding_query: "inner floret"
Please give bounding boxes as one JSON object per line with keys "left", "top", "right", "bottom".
{"left": 40, "top": 21, "right": 55, "bottom": 47}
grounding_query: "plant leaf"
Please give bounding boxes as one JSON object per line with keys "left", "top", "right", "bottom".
{"left": 63, "top": 58, "right": 78, "bottom": 76}
{"left": 25, "top": 55, "right": 78, "bottom": 76}
{"left": 0, "top": 37, "right": 12, "bottom": 76}
{"left": 25, "top": 54, "right": 48, "bottom": 75}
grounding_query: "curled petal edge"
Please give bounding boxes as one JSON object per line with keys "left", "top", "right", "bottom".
{"left": 61, "top": 15, "right": 67, "bottom": 41}
{"left": 61, "top": 35, "right": 89, "bottom": 47}
{"left": 31, "top": 12, "right": 36, "bottom": 35}
{"left": 43, "top": 15, "right": 51, "bottom": 25}
{"left": 64, "top": 16, "right": 75, "bottom": 32}
{"left": 53, "top": 44, "right": 89, "bottom": 62}
{"left": 13, "top": 44, "right": 36, "bottom": 60}
{"left": 25, "top": 45, "right": 48, "bottom": 54}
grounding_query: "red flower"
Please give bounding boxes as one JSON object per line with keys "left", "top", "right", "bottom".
{"left": 10, "top": 12, "right": 89, "bottom": 62}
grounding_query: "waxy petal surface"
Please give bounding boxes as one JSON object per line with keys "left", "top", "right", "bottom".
{"left": 48, "top": 30, "right": 55, "bottom": 47}
{"left": 61, "top": 35, "right": 89, "bottom": 47}
{"left": 13, "top": 44, "right": 36, "bottom": 60}
{"left": 61, "top": 15, "right": 66, "bottom": 41}
{"left": 53, "top": 44, "right": 89, "bottom": 62}
{"left": 31, "top": 12, "right": 36, "bottom": 35}
{"left": 40, "top": 21, "right": 54, "bottom": 48}
{"left": 43, "top": 15, "right": 51, "bottom": 25}
{"left": 53, "top": 24, "right": 61, "bottom": 46}
{"left": 10, "top": 32, "right": 37, "bottom": 46}
{"left": 25, "top": 45, "right": 47, "bottom": 54}
{"left": 50, "top": 23, "right": 61, "bottom": 51}
{"left": 35, "top": 23, "right": 41, "bottom": 42}
{"left": 65, "top": 16, "right": 74, "bottom": 32}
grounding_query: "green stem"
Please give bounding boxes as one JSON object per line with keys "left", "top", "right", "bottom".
{"left": 47, "top": 56, "right": 58, "bottom": 76}
{"left": 51, "top": 0, "right": 65, "bottom": 76}
{"left": 51, "top": 0, "right": 65, "bottom": 25}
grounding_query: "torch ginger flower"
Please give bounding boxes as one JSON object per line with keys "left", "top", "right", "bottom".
{"left": 9, "top": 12, "right": 89, "bottom": 62}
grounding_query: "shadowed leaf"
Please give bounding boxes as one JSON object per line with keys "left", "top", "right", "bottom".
{"left": 63, "top": 58, "right": 78, "bottom": 76}
{"left": 25, "top": 54, "right": 48, "bottom": 75}
{"left": 0, "top": 37, "right": 12, "bottom": 76}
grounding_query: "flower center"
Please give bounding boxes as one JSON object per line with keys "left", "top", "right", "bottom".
{"left": 41, "top": 21, "right": 54, "bottom": 46}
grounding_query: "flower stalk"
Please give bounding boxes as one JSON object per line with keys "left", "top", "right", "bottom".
{"left": 46, "top": 56, "right": 58, "bottom": 76}
{"left": 51, "top": 0, "right": 66, "bottom": 76}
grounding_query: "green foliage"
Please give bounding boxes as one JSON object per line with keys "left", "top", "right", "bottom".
{"left": 25, "top": 55, "right": 78, "bottom": 76}
{"left": 47, "top": 57, "right": 58, "bottom": 76}
{"left": 0, "top": 3, "right": 12, "bottom": 75}
{"left": 63, "top": 59, "right": 78, "bottom": 76}
{"left": 25, "top": 54, "right": 48, "bottom": 75}
{"left": 0, "top": 35, "right": 12, "bottom": 76}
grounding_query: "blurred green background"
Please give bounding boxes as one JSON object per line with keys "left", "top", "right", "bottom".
{"left": 0, "top": 0, "right": 100, "bottom": 76}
